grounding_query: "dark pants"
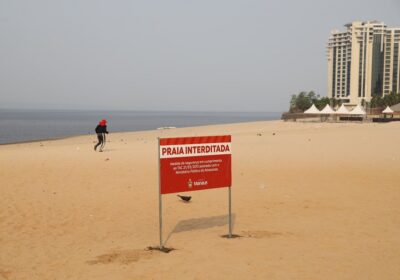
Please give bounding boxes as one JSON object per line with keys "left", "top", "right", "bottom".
{"left": 94, "top": 133, "right": 105, "bottom": 151}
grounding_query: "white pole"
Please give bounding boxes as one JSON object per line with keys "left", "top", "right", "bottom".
{"left": 158, "top": 137, "right": 163, "bottom": 248}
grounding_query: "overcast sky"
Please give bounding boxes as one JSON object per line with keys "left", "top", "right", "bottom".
{"left": 1, "top": 0, "right": 399, "bottom": 111}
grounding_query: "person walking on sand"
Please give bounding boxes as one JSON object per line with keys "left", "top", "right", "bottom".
{"left": 94, "top": 119, "right": 109, "bottom": 152}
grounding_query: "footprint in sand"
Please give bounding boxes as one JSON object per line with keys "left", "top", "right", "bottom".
{"left": 0, "top": 269, "right": 12, "bottom": 280}
{"left": 86, "top": 249, "right": 154, "bottom": 265}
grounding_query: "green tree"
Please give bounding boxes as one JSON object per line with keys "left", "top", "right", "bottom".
{"left": 289, "top": 94, "right": 298, "bottom": 113}
{"left": 371, "top": 92, "right": 400, "bottom": 108}
{"left": 330, "top": 98, "right": 342, "bottom": 108}
{"left": 307, "top": 91, "right": 317, "bottom": 101}
{"left": 370, "top": 94, "right": 382, "bottom": 108}
{"left": 295, "top": 91, "right": 313, "bottom": 112}
{"left": 383, "top": 92, "right": 398, "bottom": 106}
{"left": 314, "top": 97, "right": 330, "bottom": 110}
{"left": 289, "top": 90, "right": 330, "bottom": 112}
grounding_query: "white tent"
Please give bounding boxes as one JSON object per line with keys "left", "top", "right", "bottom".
{"left": 349, "top": 104, "right": 366, "bottom": 115}
{"left": 320, "top": 104, "right": 335, "bottom": 114}
{"left": 382, "top": 106, "right": 394, "bottom": 114}
{"left": 335, "top": 104, "right": 350, "bottom": 114}
{"left": 304, "top": 104, "right": 320, "bottom": 114}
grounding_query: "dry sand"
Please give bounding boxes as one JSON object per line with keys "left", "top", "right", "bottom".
{"left": 1, "top": 120, "right": 400, "bottom": 280}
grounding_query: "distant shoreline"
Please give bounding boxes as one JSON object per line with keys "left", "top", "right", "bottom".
{"left": 0, "top": 135, "right": 82, "bottom": 146}
{"left": 0, "top": 119, "right": 281, "bottom": 146}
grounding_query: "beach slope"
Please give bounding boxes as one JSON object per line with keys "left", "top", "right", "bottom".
{"left": 1, "top": 121, "right": 400, "bottom": 280}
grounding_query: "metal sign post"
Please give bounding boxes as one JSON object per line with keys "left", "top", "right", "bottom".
{"left": 228, "top": 186, "right": 232, "bottom": 238}
{"left": 157, "top": 137, "right": 163, "bottom": 249}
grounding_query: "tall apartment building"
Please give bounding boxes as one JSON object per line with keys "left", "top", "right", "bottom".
{"left": 327, "top": 21, "right": 400, "bottom": 105}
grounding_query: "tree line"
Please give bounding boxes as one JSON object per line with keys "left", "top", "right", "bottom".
{"left": 370, "top": 92, "right": 400, "bottom": 108}
{"left": 290, "top": 91, "right": 400, "bottom": 113}
{"left": 289, "top": 91, "right": 341, "bottom": 113}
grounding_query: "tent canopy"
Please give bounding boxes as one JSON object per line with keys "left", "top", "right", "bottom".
{"left": 349, "top": 104, "right": 366, "bottom": 115}
{"left": 320, "top": 104, "right": 335, "bottom": 114}
{"left": 382, "top": 106, "right": 394, "bottom": 114}
{"left": 304, "top": 104, "right": 320, "bottom": 114}
{"left": 335, "top": 104, "right": 350, "bottom": 114}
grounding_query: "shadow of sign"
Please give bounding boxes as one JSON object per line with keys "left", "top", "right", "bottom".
{"left": 164, "top": 214, "right": 236, "bottom": 245}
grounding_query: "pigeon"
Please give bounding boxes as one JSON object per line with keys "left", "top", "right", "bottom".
{"left": 177, "top": 195, "right": 191, "bottom": 202}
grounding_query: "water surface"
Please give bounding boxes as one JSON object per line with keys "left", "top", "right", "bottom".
{"left": 0, "top": 109, "right": 281, "bottom": 144}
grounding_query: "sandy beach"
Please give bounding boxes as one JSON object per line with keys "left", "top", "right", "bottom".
{"left": 1, "top": 120, "right": 400, "bottom": 280}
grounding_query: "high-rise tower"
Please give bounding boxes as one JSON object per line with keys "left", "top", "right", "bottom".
{"left": 327, "top": 21, "right": 400, "bottom": 105}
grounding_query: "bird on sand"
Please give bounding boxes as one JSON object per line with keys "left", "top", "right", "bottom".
{"left": 177, "top": 195, "right": 191, "bottom": 202}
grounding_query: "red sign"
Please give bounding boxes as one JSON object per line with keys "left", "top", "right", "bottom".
{"left": 159, "top": 135, "right": 231, "bottom": 194}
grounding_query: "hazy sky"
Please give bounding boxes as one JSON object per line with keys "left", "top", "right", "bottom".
{"left": 1, "top": 0, "right": 399, "bottom": 111}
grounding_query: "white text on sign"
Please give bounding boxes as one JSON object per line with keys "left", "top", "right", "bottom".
{"left": 160, "top": 143, "right": 231, "bottom": 159}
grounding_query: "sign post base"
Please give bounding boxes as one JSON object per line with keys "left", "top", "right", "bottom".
{"left": 221, "top": 234, "right": 242, "bottom": 239}
{"left": 147, "top": 246, "right": 175, "bottom": 253}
